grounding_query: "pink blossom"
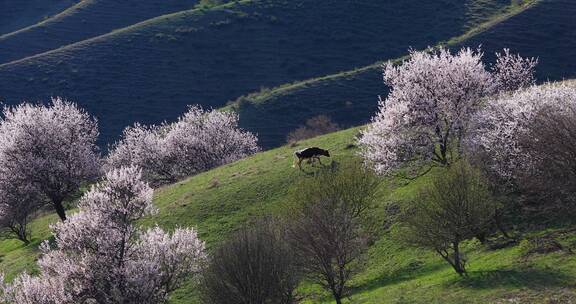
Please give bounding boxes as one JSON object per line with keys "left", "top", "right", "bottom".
{"left": 1, "top": 167, "right": 205, "bottom": 304}
{"left": 107, "top": 106, "right": 259, "bottom": 185}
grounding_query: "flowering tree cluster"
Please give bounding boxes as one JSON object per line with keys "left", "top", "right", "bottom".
{"left": 469, "top": 84, "right": 576, "bottom": 192}
{"left": 492, "top": 48, "right": 538, "bottom": 92}
{"left": 0, "top": 98, "right": 101, "bottom": 244}
{"left": 359, "top": 47, "right": 537, "bottom": 175}
{"left": 107, "top": 106, "right": 259, "bottom": 185}
{"left": 0, "top": 166, "right": 206, "bottom": 304}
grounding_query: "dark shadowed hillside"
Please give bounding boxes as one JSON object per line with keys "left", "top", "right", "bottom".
{"left": 0, "top": 0, "right": 200, "bottom": 64}
{"left": 458, "top": 0, "right": 576, "bottom": 81}
{"left": 0, "top": 0, "right": 516, "bottom": 146}
{"left": 230, "top": 64, "right": 382, "bottom": 148}
{"left": 229, "top": 0, "right": 576, "bottom": 148}
{"left": 0, "top": 0, "right": 77, "bottom": 36}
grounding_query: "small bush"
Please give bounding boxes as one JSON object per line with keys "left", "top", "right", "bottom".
{"left": 397, "top": 160, "right": 497, "bottom": 276}
{"left": 519, "top": 236, "right": 565, "bottom": 256}
{"left": 286, "top": 115, "right": 339, "bottom": 144}
{"left": 200, "top": 218, "right": 299, "bottom": 304}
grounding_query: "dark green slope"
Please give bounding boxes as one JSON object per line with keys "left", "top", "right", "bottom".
{"left": 232, "top": 64, "right": 382, "bottom": 148}
{"left": 0, "top": 0, "right": 200, "bottom": 64}
{"left": 231, "top": 0, "right": 576, "bottom": 148}
{"left": 458, "top": 0, "right": 576, "bottom": 81}
{"left": 0, "top": 0, "right": 512, "bottom": 146}
{"left": 0, "top": 0, "right": 77, "bottom": 36}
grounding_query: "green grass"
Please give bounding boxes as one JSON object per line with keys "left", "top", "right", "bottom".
{"left": 2, "top": 124, "right": 576, "bottom": 303}
{"left": 0, "top": 212, "right": 58, "bottom": 281}
{"left": 0, "top": 0, "right": 521, "bottom": 146}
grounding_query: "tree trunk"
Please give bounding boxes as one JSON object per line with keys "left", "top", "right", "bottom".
{"left": 452, "top": 241, "right": 466, "bottom": 276}
{"left": 331, "top": 284, "right": 343, "bottom": 304}
{"left": 53, "top": 199, "right": 67, "bottom": 221}
{"left": 18, "top": 229, "right": 30, "bottom": 245}
{"left": 475, "top": 232, "right": 487, "bottom": 244}
{"left": 14, "top": 226, "right": 30, "bottom": 245}
{"left": 495, "top": 209, "right": 511, "bottom": 239}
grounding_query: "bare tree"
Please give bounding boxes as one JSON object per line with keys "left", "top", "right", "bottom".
{"left": 399, "top": 161, "right": 496, "bottom": 275}
{"left": 470, "top": 84, "right": 576, "bottom": 217}
{"left": 520, "top": 98, "right": 576, "bottom": 214}
{"left": 201, "top": 218, "right": 299, "bottom": 304}
{"left": 287, "top": 162, "right": 379, "bottom": 304}
{"left": 0, "top": 181, "right": 42, "bottom": 244}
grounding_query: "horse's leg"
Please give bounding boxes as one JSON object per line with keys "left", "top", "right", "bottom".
{"left": 317, "top": 156, "right": 323, "bottom": 165}
{"left": 298, "top": 158, "right": 303, "bottom": 170}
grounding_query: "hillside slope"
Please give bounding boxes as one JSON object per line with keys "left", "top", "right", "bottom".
{"left": 0, "top": 0, "right": 516, "bottom": 145}
{"left": 457, "top": 0, "right": 576, "bottom": 81}
{"left": 0, "top": 0, "right": 77, "bottom": 36}
{"left": 0, "top": 0, "right": 200, "bottom": 64}
{"left": 229, "top": 0, "right": 576, "bottom": 148}
{"left": 2, "top": 124, "right": 576, "bottom": 303}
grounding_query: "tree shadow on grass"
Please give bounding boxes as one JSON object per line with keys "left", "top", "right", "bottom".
{"left": 350, "top": 261, "right": 448, "bottom": 295}
{"left": 447, "top": 268, "right": 574, "bottom": 290}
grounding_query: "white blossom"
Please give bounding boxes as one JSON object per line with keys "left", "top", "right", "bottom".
{"left": 492, "top": 48, "right": 538, "bottom": 92}
{"left": 469, "top": 83, "right": 576, "bottom": 182}
{"left": 0, "top": 167, "right": 205, "bottom": 304}
{"left": 107, "top": 106, "right": 259, "bottom": 185}
{"left": 360, "top": 47, "right": 537, "bottom": 175}
{"left": 0, "top": 98, "right": 101, "bottom": 221}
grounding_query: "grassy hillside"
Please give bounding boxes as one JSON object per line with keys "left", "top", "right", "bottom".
{"left": 0, "top": 0, "right": 77, "bottom": 36}
{"left": 0, "top": 0, "right": 518, "bottom": 146}
{"left": 0, "top": 0, "right": 200, "bottom": 64}
{"left": 2, "top": 122, "right": 576, "bottom": 303}
{"left": 229, "top": 0, "right": 576, "bottom": 148}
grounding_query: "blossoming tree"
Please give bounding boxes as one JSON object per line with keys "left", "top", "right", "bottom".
{"left": 359, "top": 47, "right": 537, "bottom": 175}
{"left": 0, "top": 166, "right": 205, "bottom": 304}
{"left": 0, "top": 98, "right": 101, "bottom": 221}
{"left": 470, "top": 83, "right": 576, "bottom": 189}
{"left": 107, "top": 106, "right": 259, "bottom": 185}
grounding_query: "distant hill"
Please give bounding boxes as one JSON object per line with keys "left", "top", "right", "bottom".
{"left": 0, "top": 0, "right": 518, "bottom": 146}
{"left": 0, "top": 0, "right": 77, "bottom": 36}
{"left": 0, "top": 0, "right": 200, "bottom": 64}
{"left": 229, "top": 0, "right": 576, "bottom": 148}
{"left": 457, "top": 0, "right": 576, "bottom": 81}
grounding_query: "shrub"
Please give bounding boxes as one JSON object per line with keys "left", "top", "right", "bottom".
{"left": 286, "top": 115, "right": 339, "bottom": 144}
{"left": 470, "top": 83, "right": 576, "bottom": 216}
{"left": 287, "top": 161, "right": 379, "bottom": 304}
{"left": 201, "top": 218, "right": 299, "bottom": 304}
{"left": 0, "top": 182, "right": 42, "bottom": 244}
{"left": 398, "top": 161, "right": 496, "bottom": 276}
